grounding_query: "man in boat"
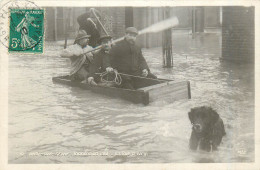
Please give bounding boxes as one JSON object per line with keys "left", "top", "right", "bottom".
{"left": 60, "top": 30, "right": 94, "bottom": 83}
{"left": 77, "top": 8, "right": 101, "bottom": 47}
{"left": 109, "top": 27, "right": 157, "bottom": 89}
{"left": 87, "top": 35, "right": 114, "bottom": 86}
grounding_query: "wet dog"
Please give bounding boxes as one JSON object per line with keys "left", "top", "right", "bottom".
{"left": 188, "top": 106, "right": 226, "bottom": 151}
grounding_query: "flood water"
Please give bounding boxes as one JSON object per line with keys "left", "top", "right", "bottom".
{"left": 8, "top": 33, "right": 255, "bottom": 163}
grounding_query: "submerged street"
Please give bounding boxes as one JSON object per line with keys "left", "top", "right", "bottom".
{"left": 8, "top": 32, "right": 254, "bottom": 163}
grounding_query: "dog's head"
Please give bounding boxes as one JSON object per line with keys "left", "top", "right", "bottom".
{"left": 188, "top": 106, "right": 219, "bottom": 134}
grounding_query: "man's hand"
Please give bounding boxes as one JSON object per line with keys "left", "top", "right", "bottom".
{"left": 87, "top": 77, "right": 97, "bottom": 85}
{"left": 142, "top": 69, "right": 148, "bottom": 77}
{"left": 113, "top": 69, "right": 118, "bottom": 74}
{"left": 106, "top": 67, "right": 113, "bottom": 72}
{"left": 73, "top": 49, "right": 83, "bottom": 56}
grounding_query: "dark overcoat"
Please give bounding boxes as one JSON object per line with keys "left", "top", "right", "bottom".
{"left": 88, "top": 49, "right": 111, "bottom": 78}
{"left": 109, "top": 39, "right": 149, "bottom": 75}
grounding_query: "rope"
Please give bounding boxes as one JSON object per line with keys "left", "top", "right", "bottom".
{"left": 100, "top": 70, "right": 122, "bottom": 85}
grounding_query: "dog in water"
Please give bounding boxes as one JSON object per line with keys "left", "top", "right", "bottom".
{"left": 188, "top": 106, "right": 226, "bottom": 152}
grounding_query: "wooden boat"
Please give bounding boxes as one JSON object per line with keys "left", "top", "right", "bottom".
{"left": 52, "top": 75, "right": 191, "bottom": 105}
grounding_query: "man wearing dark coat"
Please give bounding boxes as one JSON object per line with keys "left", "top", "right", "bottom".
{"left": 109, "top": 27, "right": 157, "bottom": 89}
{"left": 87, "top": 35, "right": 114, "bottom": 86}
{"left": 77, "top": 8, "right": 101, "bottom": 47}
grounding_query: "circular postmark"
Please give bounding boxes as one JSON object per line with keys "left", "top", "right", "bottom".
{"left": 0, "top": 0, "right": 44, "bottom": 53}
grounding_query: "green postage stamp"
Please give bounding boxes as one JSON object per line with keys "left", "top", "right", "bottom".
{"left": 9, "top": 8, "right": 44, "bottom": 53}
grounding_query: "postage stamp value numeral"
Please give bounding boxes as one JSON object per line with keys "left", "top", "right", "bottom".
{"left": 8, "top": 8, "right": 44, "bottom": 53}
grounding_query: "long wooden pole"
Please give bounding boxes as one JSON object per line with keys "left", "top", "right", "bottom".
{"left": 64, "top": 8, "right": 71, "bottom": 49}
{"left": 54, "top": 8, "right": 57, "bottom": 41}
{"left": 192, "top": 7, "right": 196, "bottom": 39}
{"left": 82, "top": 36, "right": 124, "bottom": 55}
{"left": 82, "top": 14, "right": 179, "bottom": 55}
{"left": 162, "top": 7, "right": 173, "bottom": 68}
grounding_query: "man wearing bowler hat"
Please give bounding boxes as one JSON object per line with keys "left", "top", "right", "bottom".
{"left": 60, "top": 30, "right": 94, "bottom": 83}
{"left": 77, "top": 8, "right": 101, "bottom": 47}
{"left": 87, "top": 35, "right": 114, "bottom": 86}
{"left": 109, "top": 27, "right": 157, "bottom": 89}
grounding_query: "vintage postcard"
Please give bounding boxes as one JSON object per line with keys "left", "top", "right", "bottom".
{"left": 0, "top": 0, "right": 259, "bottom": 170}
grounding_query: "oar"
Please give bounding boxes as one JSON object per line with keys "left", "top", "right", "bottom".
{"left": 82, "top": 16, "right": 179, "bottom": 55}
{"left": 139, "top": 16, "right": 179, "bottom": 34}
{"left": 64, "top": 9, "right": 72, "bottom": 49}
{"left": 82, "top": 37, "right": 124, "bottom": 55}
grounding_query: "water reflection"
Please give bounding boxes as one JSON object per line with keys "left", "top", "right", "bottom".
{"left": 8, "top": 33, "right": 254, "bottom": 163}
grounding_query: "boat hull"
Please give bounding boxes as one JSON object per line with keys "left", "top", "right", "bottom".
{"left": 52, "top": 75, "right": 191, "bottom": 105}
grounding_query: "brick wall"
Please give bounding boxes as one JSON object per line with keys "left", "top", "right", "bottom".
{"left": 112, "top": 8, "right": 125, "bottom": 39}
{"left": 98, "top": 7, "right": 125, "bottom": 38}
{"left": 222, "top": 7, "right": 254, "bottom": 63}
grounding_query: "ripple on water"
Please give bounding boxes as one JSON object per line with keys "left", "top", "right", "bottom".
{"left": 8, "top": 34, "right": 254, "bottom": 163}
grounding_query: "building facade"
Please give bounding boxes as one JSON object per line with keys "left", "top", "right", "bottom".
{"left": 45, "top": 7, "right": 221, "bottom": 47}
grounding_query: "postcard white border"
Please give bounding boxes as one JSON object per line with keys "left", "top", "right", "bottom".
{"left": 0, "top": 0, "right": 259, "bottom": 170}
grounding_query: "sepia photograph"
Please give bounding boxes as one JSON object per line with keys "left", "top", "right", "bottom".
{"left": 0, "top": 0, "right": 259, "bottom": 169}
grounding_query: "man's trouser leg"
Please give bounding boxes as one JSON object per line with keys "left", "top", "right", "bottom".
{"left": 76, "top": 66, "right": 89, "bottom": 81}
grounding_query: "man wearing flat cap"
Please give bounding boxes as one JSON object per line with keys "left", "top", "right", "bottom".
{"left": 109, "top": 27, "right": 157, "bottom": 89}
{"left": 77, "top": 8, "right": 101, "bottom": 47}
{"left": 87, "top": 35, "right": 114, "bottom": 86}
{"left": 60, "top": 30, "right": 94, "bottom": 82}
